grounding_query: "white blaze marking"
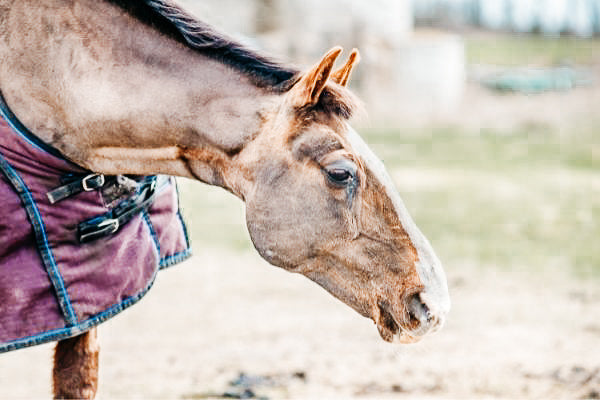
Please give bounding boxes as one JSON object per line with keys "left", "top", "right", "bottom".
{"left": 345, "top": 125, "right": 451, "bottom": 319}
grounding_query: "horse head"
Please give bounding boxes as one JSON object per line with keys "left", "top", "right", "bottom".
{"left": 241, "top": 48, "right": 450, "bottom": 343}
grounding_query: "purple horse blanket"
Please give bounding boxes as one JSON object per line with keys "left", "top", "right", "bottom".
{"left": 0, "top": 117, "right": 191, "bottom": 353}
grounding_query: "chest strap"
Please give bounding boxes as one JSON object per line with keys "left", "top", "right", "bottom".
{"left": 47, "top": 173, "right": 143, "bottom": 204}
{"left": 47, "top": 174, "right": 106, "bottom": 204}
{"left": 77, "top": 176, "right": 164, "bottom": 243}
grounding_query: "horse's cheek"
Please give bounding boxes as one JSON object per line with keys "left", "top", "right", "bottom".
{"left": 245, "top": 168, "right": 342, "bottom": 269}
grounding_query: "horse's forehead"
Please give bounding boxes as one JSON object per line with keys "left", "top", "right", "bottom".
{"left": 344, "top": 126, "right": 407, "bottom": 215}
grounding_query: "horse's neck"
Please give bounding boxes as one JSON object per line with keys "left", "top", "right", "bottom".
{"left": 0, "top": 0, "right": 275, "bottom": 195}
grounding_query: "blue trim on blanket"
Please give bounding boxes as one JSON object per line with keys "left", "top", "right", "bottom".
{"left": 177, "top": 211, "right": 191, "bottom": 251}
{"left": 0, "top": 169, "right": 191, "bottom": 353}
{"left": 0, "top": 114, "right": 192, "bottom": 352}
{"left": 0, "top": 93, "right": 68, "bottom": 160}
{"left": 142, "top": 180, "right": 193, "bottom": 270}
{"left": 174, "top": 178, "right": 191, "bottom": 249}
{"left": 0, "top": 266, "right": 159, "bottom": 353}
{"left": 0, "top": 152, "right": 78, "bottom": 327}
{"left": 160, "top": 179, "right": 192, "bottom": 269}
{"left": 142, "top": 210, "right": 161, "bottom": 256}
{"left": 160, "top": 247, "right": 192, "bottom": 269}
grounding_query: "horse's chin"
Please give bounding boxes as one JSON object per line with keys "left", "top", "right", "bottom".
{"left": 375, "top": 321, "right": 422, "bottom": 344}
{"left": 374, "top": 304, "right": 399, "bottom": 342}
{"left": 393, "top": 330, "right": 422, "bottom": 344}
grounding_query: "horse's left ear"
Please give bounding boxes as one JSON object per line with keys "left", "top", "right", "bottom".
{"left": 331, "top": 48, "right": 360, "bottom": 87}
{"left": 290, "top": 46, "right": 343, "bottom": 108}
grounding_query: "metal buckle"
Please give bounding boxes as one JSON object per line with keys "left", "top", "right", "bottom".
{"left": 78, "top": 217, "right": 120, "bottom": 243}
{"left": 97, "top": 218, "right": 119, "bottom": 235}
{"left": 82, "top": 174, "right": 105, "bottom": 191}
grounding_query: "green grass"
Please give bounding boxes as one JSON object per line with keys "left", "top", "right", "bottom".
{"left": 178, "top": 124, "right": 599, "bottom": 279}
{"left": 365, "top": 124, "right": 599, "bottom": 171}
{"left": 466, "top": 34, "right": 600, "bottom": 66}
{"left": 363, "top": 126, "right": 600, "bottom": 278}
{"left": 398, "top": 168, "right": 599, "bottom": 279}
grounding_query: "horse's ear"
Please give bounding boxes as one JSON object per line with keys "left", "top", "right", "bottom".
{"left": 290, "top": 46, "right": 343, "bottom": 108}
{"left": 331, "top": 48, "right": 360, "bottom": 87}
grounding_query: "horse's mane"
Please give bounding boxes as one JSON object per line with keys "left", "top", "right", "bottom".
{"left": 108, "top": 0, "right": 356, "bottom": 118}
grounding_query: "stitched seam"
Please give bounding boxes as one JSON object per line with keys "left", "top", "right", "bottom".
{"left": 177, "top": 211, "right": 191, "bottom": 249}
{"left": 159, "top": 178, "right": 192, "bottom": 269}
{"left": 0, "top": 153, "right": 78, "bottom": 326}
{"left": 159, "top": 247, "right": 192, "bottom": 269}
{"left": 142, "top": 210, "right": 161, "bottom": 256}
{"left": 174, "top": 178, "right": 191, "bottom": 249}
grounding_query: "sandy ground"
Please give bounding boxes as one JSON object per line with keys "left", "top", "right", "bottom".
{"left": 0, "top": 249, "right": 598, "bottom": 399}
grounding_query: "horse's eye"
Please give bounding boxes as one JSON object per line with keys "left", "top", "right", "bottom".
{"left": 327, "top": 168, "right": 352, "bottom": 183}
{"left": 323, "top": 159, "right": 357, "bottom": 186}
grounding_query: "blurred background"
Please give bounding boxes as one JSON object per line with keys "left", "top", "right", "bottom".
{"left": 1, "top": 1, "right": 598, "bottom": 399}
{"left": 173, "top": 0, "right": 599, "bottom": 280}
{"left": 174, "top": 1, "right": 600, "bottom": 398}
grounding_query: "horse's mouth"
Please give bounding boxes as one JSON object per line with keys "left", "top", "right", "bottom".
{"left": 375, "top": 301, "right": 421, "bottom": 344}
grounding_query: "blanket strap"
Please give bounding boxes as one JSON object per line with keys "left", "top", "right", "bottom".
{"left": 47, "top": 173, "right": 106, "bottom": 204}
{"left": 77, "top": 176, "right": 166, "bottom": 243}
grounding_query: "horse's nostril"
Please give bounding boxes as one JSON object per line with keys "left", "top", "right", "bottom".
{"left": 407, "top": 293, "right": 430, "bottom": 326}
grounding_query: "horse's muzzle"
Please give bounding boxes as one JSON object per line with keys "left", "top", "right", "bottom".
{"left": 376, "top": 290, "right": 448, "bottom": 344}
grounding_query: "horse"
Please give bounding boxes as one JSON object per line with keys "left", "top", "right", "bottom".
{"left": 0, "top": 0, "right": 450, "bottom": 398}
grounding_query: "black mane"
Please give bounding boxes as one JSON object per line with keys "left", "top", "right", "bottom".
{"left": 108, "top": 0, "right": 300, "bottom": 91}
{"left": 107, "top": 0, "right": 356, "bottom": 118}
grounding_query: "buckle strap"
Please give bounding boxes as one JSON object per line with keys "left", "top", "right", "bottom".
{"left": 77, "top": 176, "right": 161, "bottom": 243}
{"left": 78, "top": 218, "right": 120, "bottom": 243}
{"left": 47, "top": 173, "right": 106, "bottom": 204}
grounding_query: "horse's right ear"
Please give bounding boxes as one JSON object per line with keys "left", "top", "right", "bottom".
{"left": 289, "top": 46, "right": 343, "bottom": 108}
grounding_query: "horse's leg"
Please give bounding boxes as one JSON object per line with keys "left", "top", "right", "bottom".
{"left": 52, "top": 328, "right": 99, "bottom": 400}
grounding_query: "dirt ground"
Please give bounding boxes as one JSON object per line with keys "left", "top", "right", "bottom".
{"left": 0, "top": 249, "right": 598, "bottom": 400}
